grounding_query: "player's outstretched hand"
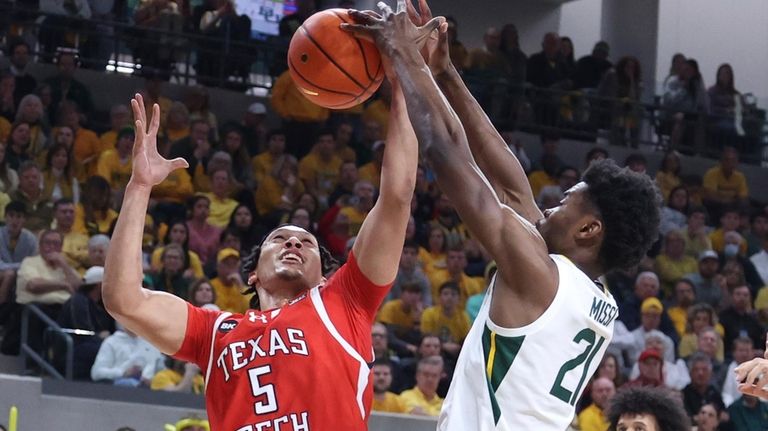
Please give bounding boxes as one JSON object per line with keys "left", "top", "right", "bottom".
{"left": 129, "top": 93, "right": 188, "bottom": 188}
{"left": 342, "top": 0, "right": 444, "bottom": 61}
{"left": 735, "top": 338, "right": 768, "bottom": 400}
{"left": 405, "top": 0, "right": 450, "bottom": 76}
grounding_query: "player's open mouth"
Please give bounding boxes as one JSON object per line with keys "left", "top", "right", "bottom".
{"left": 280, "top": 251, "right": 304, "bottom": 264}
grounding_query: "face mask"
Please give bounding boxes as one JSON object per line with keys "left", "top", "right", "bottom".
{"left": 724, "top": 244, "right": 740, "bottom": 258}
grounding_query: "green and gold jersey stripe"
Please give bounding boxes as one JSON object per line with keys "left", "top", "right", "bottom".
{"left": 482, "top": 325, "right": 525, "bottom": 424}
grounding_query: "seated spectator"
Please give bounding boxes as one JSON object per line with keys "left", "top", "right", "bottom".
{"left": 722, "top": 337, "right": 758, "bottom": 407}
{"left": 318, "top": 208, "right": 350, "bottom": 260}
{"left": 690, "top": 327, "right": 726, "bottom": 386}
{"left": 0, "top": 201, "right": 37, "bottom": 307}
{"left": 187, "top": 278, "right": 217, "bottom": 309}
{"left": 683, "top": 353, "right": 726, "bottom": 419}
{"left": 750, "top": 232, "right": 768, "bottom": 285}
{"left": 667, "top": 278, "right": 697, "bottom": 338}
{"left": 151, "top": 162, "right": 194, "bottom": 227}
{"left": 625, "top": 348, "right": 666, "bottom": 388}
{"left": 419, "top": 225, "right": 448, "bottom": 276}
{"left": 42, "top": 143, "right": 80, "bottom": 204}
{"left": 656, "top": 231, "right": 698, "bottom": 296}
{"left": 197, "top": 3, "right": 252, "bottom": 87}
{"left": 661, "top": 58, "right": 708, "bottom": 149}
{"left": 254, "top": 155, "right": 304, "bottom": 219}
{"left": 596, "top": 352, "right": 625, "bottom": 390}
{"left": 378, "top": 283, "right": 424, "bottom": 354}
{"left": 132, "top": 0, "right": 183, "bottom": 76}
{"left": 6, "top": 121, "right": 32, "bottom": 171}
{"left": 87, "top": 234, "right": 110, "bottom": 270}
{"left": 96, "top": 127, "right": 134, "bottom": 196}
{"left": 618, "top": 272, "right": 677, "bottom": 338}
{"left": 693, "top": 403, "right": 724, "bottom": 431}
{"left": 149, "top": 244, "right": 194, "bottom": 300}
{"left": 680, "top": 206, "right": 713, "bottom": 259}
{"left": 251, "top": 129, "right": 286, "bottom": 186}
{"left": 162, "top": 101, "right": 191, "bottom": 147}
{"left": 333, "top": 121, "right": 357, "bottom": 163}
{"left": 211, "top": 248, "right": 249, "bottom": 314}
{"left": 614, "top": 298, "right": 676, "bottom": 366}
{"left": 218, "top": 126, "right": 254, "bottom": 192}
{"left": 660, "top": 186, "right": 689, "bottom": 237}
{"left": 73, "top": 176, "right": 117, "bottom": 236}
{"left": 298, "top": 130, "right": 343, "bottom": 207}
{"left": 169, "top": 120, "right": 213, "bottom": 185}
{"left": 151, "top": 357, "right": 203, "bottom": 394}
{"left": 727, "top": 394, "right": 768, "bottom": 431}
{"left": 270, "top": 70, "right": 329, "bottom": 158}
{"left": 391, "top": 240, "right": 431, "bottom": 305}
{"left": 239, "top": 102, "right": 269, "bottom": 157}
{"left": 684, "top": 251, "right": 725, "bottom": 310}
{"left": 577, "top": 377, "right": 615, "bottom": 431}
{"left": 57, "top": 266, "right": 115, "bottom": 380}
{"left": 150, "top": 221, "right": 204, "bottom": 279}
{"left": 721, "top": 236, "right": 763, "bottom": 295}
{"left": 57, "top": 101, "right": 101, "bottom": 177}
{"left": 465, "top": 26, "right": 508, "bottom": 77}
{"left": 527, "top": 154, "right": 560, "bottom": 199}
{"left": 339, "top": 181, "right": 375, "bottom": 237}
{"left": 421, "top": 282, "right": 470, "bottom": 356}
{"left": 46, "top": 49, "right": 94, "bottom": 118}
{"left": 745, "top": 211, "right": 768, "bottom": 258}
{"left": 371, "top": 360, "right": 408, "bottom": 414}
{"left": 0, "top": 142, "right": 19, "bottom": 194}
{"left": 90, "top": 324, "right": 165, "bottom": 387}
{"left": 427, "top": 246, "right": 483, "bottom": 307}
{"left": 99, "top": 104, "right": 132, "bottom": 151}
{"left": 399, "top": 355, "right": 444, "bottom": 416}
{"left": 708, "top": 64, "right": 746, "bottom": 141}
{"left": 15, "top": 94, "right": 48, "bottom": 157}
{"left": 7, "top": 38, "right": 37, "bottom": 103}
{"left": 702, "top": 147, "right": 748, "bottom": 219}
{"left": 536, "top": 165, "right": 579, "bottom": 210}
{"left": 226, "top": 204, "right": 265, "bottom": 255}
{"left": 655, "top": 152, "right": 682, "bottom": 202}
{"left": 51, "top": 199, "right": 89, "bottom": 271}
{"left": 709, "top": 206, "right": 746, "bottom": 257}
{"left": 358, "top": 141, "right": 383, "bottom": 189}
{"left": 719, "top": 285, "right": 764, "bottom": 359}
{"left": 203, "top": 167, "right": 237, "bottom": 229}
{"left": 12, "top": 161, "right": 54, "bottom": 233}
{"left": 679, "top": 304, "right": 725, "bottom": 361}
{"left": 624, "top": 153, "right": 648, "bottom": 175}
{"left": 629, "top": 331, "right": 691, "bottom": 390}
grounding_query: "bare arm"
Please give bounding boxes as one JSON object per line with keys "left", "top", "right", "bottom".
{"left": 352, "top": 80, "right": 417, "bottom": 285}
{"left": 24, "top": 279, "right": 72, "bottom": 295}
{"left": 408, "top": 0, "right": 542, "bottom": 224}
{"left": 102, "top": 95, "right": 190, "bottom": 355}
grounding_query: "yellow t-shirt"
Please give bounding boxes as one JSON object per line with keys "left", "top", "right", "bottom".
{"left": 420, "top": 305, "right": 471, "bottom": 343}
{"left": 298, "top": 152, "right": 343, "bottom": 198}
{"left": 72, "top": 127, "right": 105, "bottom": 178}
{"left": 427, "top": 270, "right": 484, "bottom": 307}
{"left": 150, "top": 369, "right": 205, "bottom": 394}
{"left": 377, "top": 299, "right": 418, "bottom": 331}
{"left": 0, "top": 116, "right": 10, "bottom": 143}
{"left": 99, "top": 130, "right": 118, "bottom": 151}
{"left": 418, "top": 248, "right": 447, "bottom": 275}
{"left": 755, "top": 287, "right": 768, "bottom": 311}
{"left": 654, "top": 254, "right": 699, "bottom": 297}
{"left": 709, "top": 228, "right": 747, "bottom": 255}
{"left": 16, "top": 255, "right": 72, "bottom": 305}
{"left": 399, "top": 387, "right": 443, "bottom": 416}
{"left": 270, "top": 71, "right": 330, "bottom": 123}
{"left": 339, "top": 206, "right": 367, "bottom": 236}
{"left": 61, "top": 230, "right": 90, "bottom": 273}
{"left": 211, "top": 277, "right": 250, "bottom": 315}
{"left": 679, "top": 332, "right": 725, "bottom": 361}
{"left": 96, "top": 150, "right": 132, "bottom": 191}
{"left": 372, "top": 392, "right": 408, "bottom": 414}
{"left": 73, "top": 204, "right": 118, "bottom": 236}
{"left": 578, "top": 403, "right": 609, "bottom": 431}
{"left": 150, "top": 247, "right": 205, "bottom": 278}
{"left": 362, "top": 99, "right": 390, "bottom": 132}
{"left": 358, "top": 162, "right": 381, "bottom": 189}
{"left": 667, "top": 305, "right": 688, "bottom": 338}
{"left": 204, "top": 194, "right": 238, "bottom": 229}
{"left": 335, "top": 146, "right": 357, "bottom": 163}
{"left": 152, "top": 169, "right": 194, "bottom": 204}
{"left": 251, "top": 152, "right": 277, "bottom": 185}
{"left": 165, "top": 126, "right": 189, "bottom": 143}
{"left": 655, "top": 171, "right": 681, "bottom": 202}
{"left": 254, "top": 176, "right": 305, "bottom": 217}
{"left": 528, "top": 170, "right": 557, "bottom": 199}
{"left": 703, "top": 166, "right": 749, "bottom": 200}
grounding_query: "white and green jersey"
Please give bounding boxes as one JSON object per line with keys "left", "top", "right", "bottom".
{"left": 437, "top": 255, "right": 617, "bottom": 431}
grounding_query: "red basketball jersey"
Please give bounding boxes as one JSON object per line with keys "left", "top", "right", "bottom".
{"left": 173, "top": 252, "right": 390, "bottom": 431}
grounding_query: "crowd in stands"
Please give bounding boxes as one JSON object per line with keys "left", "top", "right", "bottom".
{"left": 0, "top": 2, "right": 767, "bottom": 431}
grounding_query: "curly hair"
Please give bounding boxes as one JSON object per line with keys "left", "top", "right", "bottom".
{"left": 241, "top": 224, "right": 339, "bottom": 310}
{"left": 582, "top": 159, "right": 661, "bottom": 271}
{"left": 607, "top": 387, "right": 691, "bottom": 431}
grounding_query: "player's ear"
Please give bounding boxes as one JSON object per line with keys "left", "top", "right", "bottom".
{"left": 576, "top": 217, "right": 603, "bottom": 240}
{"left": 248, "top": 272, "right": 258, "bottom": 286}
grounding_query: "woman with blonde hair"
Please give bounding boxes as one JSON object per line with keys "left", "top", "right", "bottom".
{"left": 678, "top": 303, "right": 725, "bottom": 361}
{"left": 15, "top": 94, "right": 49, "bottom": 156}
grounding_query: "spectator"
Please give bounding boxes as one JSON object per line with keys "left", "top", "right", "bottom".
{"left": 399, "top": 355, "right": 444, "bottom": 416}
{"left": 87, "top": 234, "right": 110, "bottom": 269}
{"left": 624, "top": 153, "right": 648, "bottom": 175}
{"left": 655, "top": 230, "right": 698, "bottom": 295}
{"left": 73, "top": 176, "right": 116, "bottom": 236}
{"left": 358, "top": 141, "right": 384, "bottom": 189}
{"left": 719, "top": 285, "right": 763, "bottom": 358}
{"left": 98, "top": 104, "right": 132, "bottom": 151}
{"left": 138, "top": 73, "right": 173, "bottom": 130}
{"left": 333, "top": 121, "right": 357, "bottom": 163}
{"left": 169, "top": 120, "right": 213, "bottom": 182}
{"left": 427, "top": 247, "right": 483, "bottom": 307}
{"left": 614, "top": 298, "right": 676, "bottom": 366}
{"left": 709, "top": 206, "right": 746, "bottom": 256}
{"left": 573, "top": 41, "right": 612, "bottom": 90}
{"left": 162, "top": 102, "right": 190, "bottom": 147}
{"left": 597, "top": 56, "right": 643, "bottom": 147}
{"left": 338, "top": 180, "right": 375, "bottom": 237}
{"left": 618, "top": 272, "right": 676, "bottom": 337}
{"left": 464, "top": 27, "right": 509, "bottom": 101}
{"left": 298, "top": 130, "right": 343, "bottom": 206}
{"left": 149, "top": 243, "right": 194, "bottom": 299}
{"left": 0, "top": 143, "right": 19, "bottom": 193}
{"left": 559, "top": 36, "right": 576, "bottom": 77}
{"left": 708, "top": 63, "right": 746, "bottom": 141}
{"left": 679, "top": 304, "right": 725, "bottom": 361}
{"left": 6, "top": 121, "right": 31, "bottom": 170}
{"left": 722, "top": 337, "right": 758, "bottom": 407}
{"left": 150, "top": 357, "right": 203, "bottom": 394}
{"left": 202, "top": 167, "right": 237, "bottom": 229}
{"left": 0, "top": 73, "right": 15, "bottom": 122}
{"left": 12, "top": 162, "right": 53, "bottom": 233}
{"left": 667, "top": 278, "right": 697, "bottom": 338}
{"left": 371, "top": 360, "right": 408, "bottom": 413}
{"left": 663, "top": 53, "right": 687, "bottom": 89}
{"left": 536, "top": 165, "right": 579, "bottom": 209}
{"left": 444, "top": 16, "right": 468, "bottom": 71}
{"left": 683, "top": 250, "right": 725, "bottom": 310}
{"left": 57, "top": 266, "right": 115, "bottom": 380}
{"left": 38, "top": 1, "right": 91, "bottom": 60}
{"left": 52, "top": 199, "right": 89, "bottom": 271}
{"left": 46, "top": 49, "right": 94, "bottom": 118}
{"left": 7, "top": 39, "right": 37, "bottom": 104}
{"left": 745, "top": 211, "right": 768, "bottom": 257}
{"left": 727, "top": 394, "right": 768, "bottom": 431}
{"left": 628, "top": 331, "right": 691, "bottom": 390}
{"left": 391, "top": 240, "right": 431, "bottom": 305}
{"left": 226, "top": 204, "right": 265, "bottom": 255}
{"left": 96, "top": 127, "right": 134, "bottom": 194}
{"left": 661, "top": 58, "right": 709, "bottom": 149}
{"left": 659, "top": 186, "right": 689, "bottom": 236}
{"left": 241, "top": 103, "right": 269, "bottom": 156}
{"left": 683, "top": 352, "right": 726, "bottom": 419}
{"left": 695, "top": 329, "right": 727, "bottom": 388}
{"left": 327, "top": 161, "right": 359, "bottom": 209}
{"left": 750, "top": 229, "right": 768, "bottom": 285}
{"left": 42, "top": 143, "right": 80, "bottom": 203}
{"left": 0, "top": 201, "right": 37, "bottom": 307}
{"left": 607, "top": 386, "right": 691, "bottom": 430}
{"left": 133, "top": 0, "right": 183, "bottom": 76}
{"left": 625, "top": 348, "right": 665, "bottom": 388}
{"left": 150, "top": 163, "right": 194, "bottom": 226}
{"left": 211, "top": 248, "right": 248, "bottom": 314}
{"left": 430, "top": 193, "right": 469, "bottom": 250}
{"left": 151, "top": 221, "right": 204, "bottom": 279}
{"left": 184, "top": 86, "right": 219, "bottom": 141}
{"left": 187, "top": 278, "right": 217, "bottom": 309}
{"left": 680, "top": 206, "right": 713, "bottom": 259}
{"left": 378, "top": 282, "right": 424, "bottom": 352}
{"left": 90, "top": 324, "right": 165, "bottom": 387}
{"left": 197, "top": 1, "right": 252, "bottom": 88}
{"left": 254, "top": 154, "right": 304, "bottom": 219}
{"left": 578, "top": 377, "right": 615, "bottom": 431}
{"left": 702, "top": 147, "right": 748, "bottom": 219}
{"left": 251, "top": 129, "right": 286, "bottom": 186}
{"left": 596, "top": 352, "right": 625, "bottom": 390}
{"left": 271, "top": 70, "right": 329, "bottom": 158}
{"left": 57, "top": 101, "right": 101, "bottom": 177}
{"left": 420, "top": 281, "right": 470, "bottom": 356}
{"left": 15, "top": 94, "right": 49, "bottom": 156}
{"left": 186, "top": 195, "right": 221, "bottom": 265}
{"left": 693, "top": 403, "right": 724, "bottom": 431}
{"left": 527, "top": 32, "right": 570, "bottom": 124}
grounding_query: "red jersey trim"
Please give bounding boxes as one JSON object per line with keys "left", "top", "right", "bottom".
{"left": 204, "top": 311, "right": 231, "bottom": 390}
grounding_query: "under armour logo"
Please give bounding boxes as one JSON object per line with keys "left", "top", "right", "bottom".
{"left": 248, "top": 311, "right": 268, "bottom": 324}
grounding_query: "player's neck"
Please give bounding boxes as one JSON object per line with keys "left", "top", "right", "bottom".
{"left": 563, "top": 249, "right": 603, "bottom": 280}
{"left": 257, "top": 284, "right": 309, "bottom": 310}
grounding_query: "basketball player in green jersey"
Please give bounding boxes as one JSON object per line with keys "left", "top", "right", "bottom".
{"left": 344, "top": 1, "right": 661, "bottom": 429}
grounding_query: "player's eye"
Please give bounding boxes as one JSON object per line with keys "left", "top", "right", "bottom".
{"left": 273, "top": 235, "right": 285, "bottom": 241}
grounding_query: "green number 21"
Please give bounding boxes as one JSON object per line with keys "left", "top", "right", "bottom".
{"left": 549, "top": 328, "right": 606, "bottom": 405}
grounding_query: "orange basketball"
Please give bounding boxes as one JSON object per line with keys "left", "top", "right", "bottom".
{"left": 287, "top": 8, "right": 384, "bottom": 110}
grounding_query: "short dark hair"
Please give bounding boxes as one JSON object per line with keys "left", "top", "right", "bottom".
{"left": 5, "top": 200, "right": 27, "bottom": 216}
{"left": 623, "top": 153, "right": 647, "bottom": 167}
{"left": 267, "top": 128, "right": 286, "bottom": 141}
{"left": 439, "top": 281, "right": 460, "bottom": 294}
{"left": 54, "top": 198, "right": 75, "bottom": 210}
{"left": 371, "top": 359, "right": 392, "bottom": 369}
{"left": 750, "top": 210, "right": 768, "bottom": 224}
{"left": 403, "top": 239, "right": 419, "bottom": 252}
{"left": 687, "top": 204, "right": 707, "bottom": 218}
{"left": 607, "top": 387, "right": 690, "bottom": 431}
{"left": 557, "top": 165, "right": 578, "bottom": 178}
{"left": 241, "top": 225, "right": 338, "bottom": 310}
{"left": 401, "top": 282, "right": 423, "bottom": 293}
{"left": 582, "top": 160, "right": 661, "bottom": 271}
{"left": 586, "top": 147, "right": 609, "bottom": 162}
{"left": 733, "top": 336, "right": 754, "bottom": 349}
{"left": 316, "top": 128, "right": 335, "bottom": 141}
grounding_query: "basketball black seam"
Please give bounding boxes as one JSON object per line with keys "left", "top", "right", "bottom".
{"left": 300, "top": 26, "right": 367, "bottom": 91}
{"left": 288, "top": 57, "right": 361, "bottom": 100}
{"left": 331, "top": 10, "right": 377, "bottom": 82}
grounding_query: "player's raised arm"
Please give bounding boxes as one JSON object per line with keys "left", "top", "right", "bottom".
{"left": 406, "top": 0, "right": 542, "bottom": 224}
{"left": 102, "top": 95, "right": 190, "bottom": 355}
{"left": 344, "top": 4, "right": 557, "bottom": 311}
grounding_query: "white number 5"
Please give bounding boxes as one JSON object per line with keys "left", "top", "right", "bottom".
{"left": 248, "top": 365, "right": 277, "bottom": 414}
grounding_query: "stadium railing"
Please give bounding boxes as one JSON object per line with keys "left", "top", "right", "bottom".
{"left": 19, "top": 304, "right": 74, "bottom": 380}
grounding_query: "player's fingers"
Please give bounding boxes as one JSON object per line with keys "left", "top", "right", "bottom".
{"left": 416, "top": 16, "right": 444, "bottom": 43}
{"left": 135, "top": 93, "right": 147, "bottom": 128}
{"left": 405, "top": 0, "right": 421, "bottom": 25}
{"left": 168, "top": 157, "right": 189, "bottom": 171}
{"left": 418, "top": 0, "right": 433, "bottom": 20}
{"left": 149, "top": 104, "right": 160, "bottom": 137}
{"left": 395, "top": 0, "right": 406, "bottom": 14}
{"left": 130, "top": 98, "right": 143, "bottom": 133}
{"left": 347, "top": 9, "right": 380, "bottom": 25}
{"left": 132, "top": 120, "right": 145, "bottom": 154}
{"left": 377, "top": 1, "right": 393, "bottom": 18}
{"left": 339, "top": 23, "right": 376, "bottom": 42}
{"left": 438, "top": 21, "right": 448, "bottom": 34}
{"left": 764, "top": 335, "right": 768, "bottom": 359}
{"left": 745, "top": 363, "right": 766, "bottom": 386}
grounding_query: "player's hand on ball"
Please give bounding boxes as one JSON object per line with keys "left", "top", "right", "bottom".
{"left": 735, "top": 357, "right": 768, "bottom": 399}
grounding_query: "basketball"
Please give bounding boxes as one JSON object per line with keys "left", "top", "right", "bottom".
{"left": 287, "top": 8, "right": 384, "bottom": 110}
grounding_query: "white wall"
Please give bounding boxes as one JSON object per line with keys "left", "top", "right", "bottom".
{"left": 559, "top": 0, "right": 602, "bottom": 59}
{"left": 656, "top": 0, "right": 768, "bottom": 102}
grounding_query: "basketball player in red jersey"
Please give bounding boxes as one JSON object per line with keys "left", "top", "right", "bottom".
{"left": 101, "top": 21, "right": 439, "bottom": 430}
